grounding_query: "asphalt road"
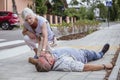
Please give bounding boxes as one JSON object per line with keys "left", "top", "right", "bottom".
{"left": 0, "top": 28, "right": 23, "bottom": 42}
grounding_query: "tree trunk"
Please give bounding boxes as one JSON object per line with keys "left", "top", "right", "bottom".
{"left": 12, "top": 0, "right": 18, "bottom": 14}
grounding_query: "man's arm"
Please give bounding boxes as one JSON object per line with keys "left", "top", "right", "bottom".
{"left": 28, "top": 57, "right": 38, "bottom": 65}
{"left": 83, "top": 63, "right": 113, "bottom": 71}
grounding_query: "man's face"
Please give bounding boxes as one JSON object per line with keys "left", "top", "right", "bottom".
{"left": 25, "top": 14, "right": 35, "bottom": 25}
{"left": 45, "top": 52, "right": 55, "bottom": 66}
{"left": 39, "top": 52, "right": 55, "bottom": 66}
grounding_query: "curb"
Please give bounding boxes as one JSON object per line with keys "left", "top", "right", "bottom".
{"left": 108, "top": 51, "right": 120, "bottom": 80}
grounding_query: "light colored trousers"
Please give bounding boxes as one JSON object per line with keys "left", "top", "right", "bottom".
{"left": 23, "top": 35, "right": 57, "bottom": 54}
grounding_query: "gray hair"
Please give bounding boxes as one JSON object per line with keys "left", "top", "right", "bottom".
{"left": 21, "top": 7, "right": 36, "bottom": 20}
{"left": 35, "top": 61, "right": 52, "bottom": 72}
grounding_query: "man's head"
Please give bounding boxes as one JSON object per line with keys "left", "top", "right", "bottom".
{"left": 21, "top": 7, "right": 36, "bottom": 25}
{"left": 35, "top": 51, "right": 55, "bottom": 72}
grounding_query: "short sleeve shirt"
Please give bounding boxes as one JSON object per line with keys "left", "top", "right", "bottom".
{"left": 52, "top": 47, "right": 87, "bottom": 63}
{"left": 51, "top": 47, "right": 88, "bottom": 71}
{"left": 52, "top": 54, "right": 84, "bottom": 72}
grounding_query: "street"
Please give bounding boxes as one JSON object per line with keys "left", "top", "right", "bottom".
{"left": 0, "top": 28, "right": 23, "bottom": 41}
{"left": 0, "top": 28, "right": 30, "bottom": 59}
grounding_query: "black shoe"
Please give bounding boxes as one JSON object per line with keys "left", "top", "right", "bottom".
{"left": 101, "top": 43, "right": 110, "bottom": 54}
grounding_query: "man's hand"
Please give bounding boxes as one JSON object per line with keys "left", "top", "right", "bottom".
{"left": 104, "top": 63, "right": 113, "bottom": 69}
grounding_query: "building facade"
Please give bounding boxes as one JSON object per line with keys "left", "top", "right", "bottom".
{"left": 0, "top": 0, "right": 34, "bottom": 24}
{"left": 0, "top": 0, "right": 34, "bottom": 14}
{"left": 0, "top": 0, "right": 76, "bottom": 24}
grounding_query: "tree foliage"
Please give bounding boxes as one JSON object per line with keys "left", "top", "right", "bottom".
{"left": 96, "top": 3, "right": 107, "bottom": 18}
{"left": 34, "top": 0, "right": 120, "bottom": 21}
{"left": 70, "top": 0, "right": 79, "bottom": 5}
{"left": 86, "top": 7, "right": 94, "bottom": 20}
{"left": 51, "top": 0, "right": 65, "bottom": 16}
{"left": 12, "top": 0, "right": 18, "bottom": 14}
{"left": 113, "top": 0, "right": 120, "bottom": 20}
{"left": 64, "top": 8, "right": 77, "bottom": 17}
{"left": 77, "top": 7, "right": 87, "bottom": 19}
{"left": 35, "top": 0, "right": 47, "bottom": 15}
{"left": 82, "top": 0, "right": 91, "bottom": 6}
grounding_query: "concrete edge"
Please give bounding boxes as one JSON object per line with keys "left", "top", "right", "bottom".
{"left": 108, "top": 52, "right": 120, "bottom": 80}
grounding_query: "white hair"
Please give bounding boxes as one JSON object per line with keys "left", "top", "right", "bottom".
{"left": 21, "top": 7, "right": 36, "bottom": 20}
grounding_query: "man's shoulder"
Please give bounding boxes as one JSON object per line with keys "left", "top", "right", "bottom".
{"left": 52, "top": 47, "right": 77, "bottom": 53}
{"left": 54, "top": 47, "right": 74, "bottom": 50}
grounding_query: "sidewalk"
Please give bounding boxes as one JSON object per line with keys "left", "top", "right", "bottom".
{"left": 0, "top": 23, "right": 120, "bottom": 80}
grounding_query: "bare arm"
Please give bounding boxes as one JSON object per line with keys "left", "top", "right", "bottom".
{"left": 22, "top": 27, "right": 28, "bottom": 35}
{"left": 83, "top": 63, "right": 113, "bottom": 71}
{"left": 22, "top": 27, "right": 32, "bottom": 36}
{"left": 41, "top": 22, "right": 48, "bottom": 51}
{"left": 29, "top": 57, "right": 38, "bottom": 65}
{"left": 22, "top": 27, "right": 36, "bottom": 39}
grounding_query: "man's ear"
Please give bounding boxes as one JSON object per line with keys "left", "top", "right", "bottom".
{"left": 49, "top": 60, "right": 55, "bottom": 65}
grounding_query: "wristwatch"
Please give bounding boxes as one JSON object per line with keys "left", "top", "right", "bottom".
{"left": 41, "top": 48, "right": 46, "bottom": 51}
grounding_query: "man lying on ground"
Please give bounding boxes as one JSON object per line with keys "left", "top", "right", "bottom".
{"left": 29, "top": 43, "right": 113, "bottom": 72}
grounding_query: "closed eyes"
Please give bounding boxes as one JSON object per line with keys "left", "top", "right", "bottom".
{"left": 39, "top": 55, "right": 51, "bottom": 65}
